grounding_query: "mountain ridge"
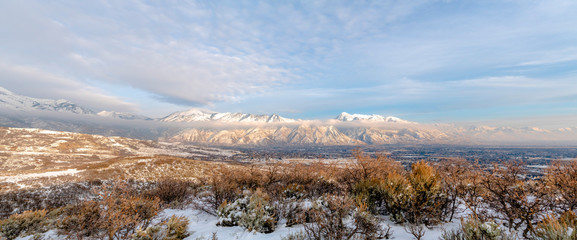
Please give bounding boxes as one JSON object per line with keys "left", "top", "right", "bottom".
{"left": 0, "top": 86, "right": 94, "bottom": 115}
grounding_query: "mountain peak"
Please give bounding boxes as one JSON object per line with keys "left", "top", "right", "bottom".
{"left": 0, "top": 86, "right": 94, "bottom": 114}
{"left": 160, "top": 109, "right": 296, "bottom": 123}
{"left": 336, "top": 112, "right": 412, "bottom": 123}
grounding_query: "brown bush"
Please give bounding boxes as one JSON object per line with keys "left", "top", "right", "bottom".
{"left": 146, "top": 179, "right": 192, "bottom": 206}
{"left": 434, "top": 158, "right": 475, "bottom": 222}
{"left": 381, "top": 170, "right": 411, "bottom": 223}
{"left": 406, "top": 161, "right": 447, "bottom": 225}
{"left": 0, "top": 209, "right": 48, "bottom": 240}
{"left": 544, "top": 160, "right": 577, "bottom": 213}
{"left": 481, "top": 161, "right": 546, "bottom": 238}
{"left": 340, "top": 149, "right": 403, "bottom": 192}
{"left": 59, "top": 182, "right": 161, "bottom": 239}
{"left": 302, "top": 194, "right": 389, "bottom": 240}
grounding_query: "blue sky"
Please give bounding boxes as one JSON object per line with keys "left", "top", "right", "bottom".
{"left": 1, "top": 0, "right": 576, "bottom": 123}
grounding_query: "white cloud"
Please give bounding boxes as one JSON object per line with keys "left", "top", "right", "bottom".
{"left": 0, "top": 62, "right": 137, "bottom": 112}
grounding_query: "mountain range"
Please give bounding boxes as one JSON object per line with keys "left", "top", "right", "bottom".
{"left": 0, "top": 87, "right": 93, "bottom": 114}
{"left": 1, "top": 86, "right": 576, "bottom": 145}
{"left": 160, "top": 108, "right": 298, "bottom": 123}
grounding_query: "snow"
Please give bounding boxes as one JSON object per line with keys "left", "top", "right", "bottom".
{"left": 0, "top": 169, "right": 82, "bottom": 183}
{"left": 157, "top": 208, "right": 460, "bottom": 240}
{"left": 97, "top": 110, "right": 152, "bottom": 120}
{"left": 0, "top": 86, "right": 93, "bottom": 114}
{"left": 336, "top": 112, "right": 413, "bottom": 123}
{"left": 160, "top": 108, "right": 296, "bottom": 123}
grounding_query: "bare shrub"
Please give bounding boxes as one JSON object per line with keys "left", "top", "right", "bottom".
{"left": 278, "top": 198, "right": 309, "bottom": 227}
{"left": 482, "top": 161, "right": 546, "bottom": 237}
{"left": 195, "top": 169, "right": 242, "bottom": 215}
{"left": 0, "top": 181, "right": 101, "bottom": 218}
{"left": 405, "top": 224, "right": 425, "bottom": 240}
{"left": 146, "top": 179, "right": 191, "bottom": 206}
{"left": 434, "top": 158, "right": 475, "bottom": 222}
{"left": 303, "top": 194, "right": 386, "bottom": 240}
{"left": 457, "top": 162, "right": 487, "bottom": 221}
{"left": 544, "top": 160, "right": 577, "bottom": 213}
{"left": 59, "top": 182, "right": 161, "bottom": 239}
{"left": 353, "top": 203, "right": 392, "bottom": 240}
{"left": 304, "top": 195, "right": 357, "bottom": 239}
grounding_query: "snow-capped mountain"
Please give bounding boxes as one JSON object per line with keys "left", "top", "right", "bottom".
{"left": 167, "top": 124, "right": 452, "bottom": 146}
{"left": 160, "top": 108, "right": 297, "bottom": 123}
{"left": 336, "top": 112, "right": 412, "bottom": 123}
{"left": 0, "top": 86, "right": 93, "bottom": 114}
{"left": 97, "top": 111, "right": 152, "bottom": 121}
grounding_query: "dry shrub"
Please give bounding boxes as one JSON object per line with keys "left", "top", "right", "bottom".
{"left": 195, "top": 167, "right": 244, "bottom": 215}
{"left": 278, "top": 162, "right": 341, "bottom": 199}
{"left": 352, "top": 178, "right": 387, "bottom": 214}
{"left": 59, "top": 182, "right": 161, "bottom": 239}
{"left": 531, "top": 214, "right": 577, "bottom": 240}
{"left": 381, "top": 170, "right": 411, "bottom": 223}
{"left": 406, "top": 161, "right": 446, "bottom": 225}
{"left": 303, "top": 195, "right": 356, "bottom": 239}
{"left": 146, "top": 179, "right": 192, "bottom": 206}
{"left": 481, "top": 161, "right": 546, "bottom": 237}
{"left": 279, "top": 199, "right": 308, "bottom": 227}
{"left": 454, "top": 161, "right": 486, "bottom": 222}
{"left": 0, "top": 209, "right": 48, "bottom": 240}
{"left": 132, "top": 215, "right": 190, "bottom": 240}
{"left": 545, "top": 160, "right": 577, "bottom": 213}
{"left": 340, "top": 149, "right": 403, "bottom": 192}
{"left": 303, "top": 195, "right": 388, "bottom": 240}
{"left": 0, "top": 181, "right": 100, "bottom": 218}
{"left": 405, "top": 224, "right": 426, "bottom": 240}
{"left": 434, "top": 158, "right": 476, "bottom": 222}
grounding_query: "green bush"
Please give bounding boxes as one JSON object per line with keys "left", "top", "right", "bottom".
{"left": 216, "top": 196, "right": 249, "bottom": 227}
{"left": 132, "top": 215, "right": 190, "bottom": 240}
{"left": 441, "top": 217, "right": 514, "bottom": 240}
{"left": 239, "top": 190, "right": 277, "bottom": 233}
{"left": 217, "top": 189, "right": 278, "bottom": 233}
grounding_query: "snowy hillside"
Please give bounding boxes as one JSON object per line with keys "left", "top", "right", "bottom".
{"left": 336, "top": 112, "right": 413, "bottom": 123}
{"left": 97, "top": 111, "right": 152, "bottom": 120}
{"left": 161, "top": 108, "right": 297, "bottom": 123}
{"left": 0, "top": 86, "right": 93, "bottom": 114}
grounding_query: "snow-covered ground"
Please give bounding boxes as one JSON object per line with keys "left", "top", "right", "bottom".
{"left": 11, "top": 205, "right": 462, "bottom": 240}
{"left": 158, "top": 208, "right": 461, "bottom": 240}
{"left": 0, "top": 169, "right": 82, "bottom": 183}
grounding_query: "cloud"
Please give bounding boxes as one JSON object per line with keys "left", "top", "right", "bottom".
{"left": 1, "top": 0, "right": 576, "bottom": 123}
{"left": 0, "top": 0, "right": 292, "bottom": 107}
{"left": 0, "top": 62, "right": 137, "bottom": 112}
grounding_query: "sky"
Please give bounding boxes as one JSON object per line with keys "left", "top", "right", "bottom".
{"left": 0, "top": 0, "right": 576, "bottom": 123}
